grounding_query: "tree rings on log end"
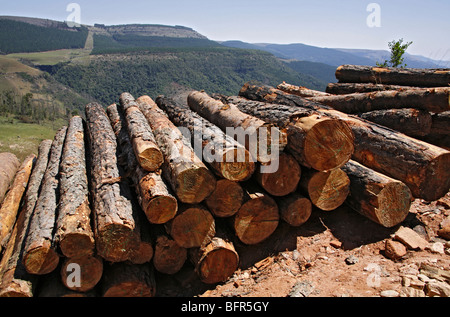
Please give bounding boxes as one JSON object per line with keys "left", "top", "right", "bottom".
{"left": 143, "top": 195, "right": 178, "bottom": 225}
{"left": 23, "top": 242, "right": 60, "bottom": 275}
{"left": 217, "top": 148, "right": 255, "bottom": 182}
{"left": 373, "top": 182, "right": 413, "bottom": 228}
{"left": 135, "top": 141, "right": 164, "bottom": 172}
{"left": 96, "top": 224, "right": 139, "bottom": 263}
{"left": 420, "top": 152, "right": 450, "bottom": 202}
{"left": 278, "top": 193, "right": 312, "bottom": 227}
{"left": 61, "top": 256, "right": 103, "bottom": 292}
{"left": 205, "top": 179, "right": 244, "bottom": 218}
{"left": 176, "top": 166, "right": 216, "bottom": 204}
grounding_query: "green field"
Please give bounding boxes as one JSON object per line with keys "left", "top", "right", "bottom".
{"left": 0, "top": 116, "right": 62, "bottom": 161}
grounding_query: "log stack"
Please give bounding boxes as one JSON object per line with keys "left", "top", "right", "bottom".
{"left": 0, "top": 65, "right": 449, "bottom": 297}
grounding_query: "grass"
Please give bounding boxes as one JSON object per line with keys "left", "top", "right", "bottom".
{"left": 0, "top": 115, "right": 63, "bottom": 162}
{"left": 7, "top": 48, "right": 92, "bottom": 66}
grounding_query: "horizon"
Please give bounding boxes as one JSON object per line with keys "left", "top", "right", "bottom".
{"left": 1, "top": 0, "right": 450, "bottom": 62}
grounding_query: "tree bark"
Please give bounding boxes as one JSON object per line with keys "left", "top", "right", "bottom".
{"left": 0, "top": 140, "right": 52, "bottom": 297}
{"left": 60, "top": 255, "right": 103, "bottom": 292}
{"left": 153, "top": 232, "right": 187, "bottom": 275}
{"left": 0, "top": 154, "right": 35, "bottom": 252}
{"left": 187, "top": 90, "right": 288, "bottom": 164}
{"left": 0, "top": 153, "right": 20, "bottom": 205}
{"left": 217, "top": 95, "right": 354, "bottom": 172}
{"left": 233, "top": 182, "right": 279, "bottom": 245}
{"left": 341, "top": 160, "right": 413, "bottom": 228}
{"left": 54, "top": 116, "right": 95, "bottom": 259}
{"left": 205, "top": 178, "right": 244, "bottom": 218}
{"left": 430, "top": 111, "right": 450, "bottom": 135}
{"left": 107, "top": 103, "right": 178, "bottom": 225}
{"left": 299, "top": 168, "right": 350, "bottom": 211}
{"left": 326, "top": 82, "right": 418, "bottom": 95}
{"left": 101, "top": 262, "right": 156, "bottom": 297}
{"left": 335, "top": 65, "right": 450, "bottom": 87}
{"left": 119, "top": 93, "right": 164, "bottom": 172}
{"left": 359, "top": 108, "right": 432, "bottom": 138}
{"left": 254, "top": 152, "right": 301, "bottom": 197}
{"left": 136, "top": 95, "right": 216, "bottom": 204}
{"left": 189, "top": 237, "right": 239, "bottom": 285}
{"left": 165, "top": 204, "right": 216, "bottom": 249}
{"left": 278, "top": 81, "right": 332, "bottom": 97}
{"left": 239, "top": 82, "right": 450, "bottom": 201}
{"left": 156, "top": 95, "right": 256, "bottom": 182}
{"left": 23, "top": 126, "right": 67, "bottom": 275}
{"left": 85, "top": 103, "right": 139, "bottom": 263}
{"left": 308, "top": 88, "right": 450, "bottom": 114}
{"left": 277, "top": 192, "right": 312, "bottom": 227}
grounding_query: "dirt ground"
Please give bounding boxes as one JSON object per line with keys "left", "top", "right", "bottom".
{"left": 155, "top": 192, "right": 450, "bottom": 298}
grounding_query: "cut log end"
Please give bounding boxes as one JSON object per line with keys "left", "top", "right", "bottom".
{"left": 143, "top": 195, "right": 178, "bottom": 224}
{"left": 96, "top": 224, "right": 139, "bottom": 263}
{"left": 176, "top": 166, "right": 216, "bottom": 204}
{"left": 419, "top": 152, "right": 450, "bottom": 201}
{"left": 205, "top": 179, "right": 244, "bottom": 218}
{"left": 278, "top": 193, "right": 312, "bottom": 227}
{"left": 153, "top": 235, "right": 187, "bottom": 275}
{"left": 216, "top": 148, "right": 255, "bottom": 182}
{"left": 136, "top": 145, "right": 164, "bottom": 172}
{"left": 61, "top": 256, "right": 103, "bottom": 292}
{"left": 59, "top": 233, "right": 95, "bottom": 259}
{"left": 374, "top": 182, "right": 413, "bottom": 228}
{"left": 302, "top": 117, "right": 354, "bottom": 171}
{"left": 23, "top": 244, "right": 60, "bottom": 275}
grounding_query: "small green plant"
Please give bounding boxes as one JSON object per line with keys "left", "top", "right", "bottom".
{"left": 377, "top": 38, "right": 413, "bottom": 68}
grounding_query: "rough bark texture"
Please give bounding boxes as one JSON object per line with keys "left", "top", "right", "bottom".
{"left": 119, "top": 93, "right": 164, "bottom": 172}
{"left": 0, "top": 154, "right": 35, "bottom": 252}
{"left": 254, "top": 152, "right": 301, "bottom": 197}
{"left": 335, "top": 65, "right": 450, "bottom": 87}
{"left": 156, "top": 95, "right": 256, "bottom": 182}
{"left": 101, "top": 262, "right": 156, "bottom": 297}
{"left": 238, "top": 82, "right": 450, "bottom": 201}
{"left": 326, "top": 82, "right": 418, "bottom": 95}
{"left": 153, "top": 233, "right": 187, "bottom": 275}
{"left": 341, "top": 160, "right": 413, "bottom": 228}
{"left": 218, "top": 95, "right": 354, "bottom": 172}
{"left": 107, "top": 103, "right": 178, "bottom": 225}
{"left": 430, "top": 111, "right": 450, "bottom": 135}
{"left": 205, "top": 178, "right": 244, "bottom": 218}
{"left": 278, "top": 82, "right": 332, "bottom": 97}
{"left": 299, "top": 168, "right": 350, "bottom": 211}
{"left": 54, "top": 116, "right": 94, "bottom": 259}
{"left": 85, "top": 103, "right": 139, "bottom": 263}
{"left": 190, "top": 237, "right": 239, "bottom": 284}
{"left": 165, "top": 204, "right": 216, "bottom": 249}
{"left": 23, "top": 126, "right": 67, "bottom": 275}
{"left": 308, "top": 88, "right": 450, "bottom": 114}
{"left": 359, "top": 108, "right": 433, "bottom": 138}
{"left": 60, "top": 255, "right": 103, "bottom": 292}
{"left": 0, "top": 140, "right": 52, "bottom": 297}
{"left": 136, "top": 95, "right": 216, "bottom": 204}
{"left": 187, "top": 90, "right": 288, "bottom": 164}
{"left": 0, "top": 153, "right": 20, "bottom": 205}
{"left": 233, "top": 182, "right": 279, "bottom": 245}
{"left": 277, "top": 192, "right": 312, "bottom": 227}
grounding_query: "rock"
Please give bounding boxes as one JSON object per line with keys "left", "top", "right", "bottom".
{"left": 385, "top": 239, "right": 407, "bottom": 260}
{"left": 394, "top": 226, "right": 429, "bottom": 250}
{"left": 345, "top": 255, "right": 358, "bottom": 265}
{"left": 427, "top": 242, "right": 445, "bottom": 254}
{"left": 425, "top": 280, "right": 450, "bottom": 297}
{"left": 400, "top": 286, "right": 426, "bottom": 297}
{"left": 330, "top": 240, "right": 342, "bottom": 249}
{"left": 289, "top": 281, "right": 315, "bottom": 298}
{"left": 380, "top": 290, "right": 399, "bottom": 297}
{"left": 438, "top": 216, "right": 450, "bottom": 240}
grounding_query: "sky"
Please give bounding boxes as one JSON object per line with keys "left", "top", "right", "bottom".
{"left": 1, "top": 0, "right": 450, "bottom": 61}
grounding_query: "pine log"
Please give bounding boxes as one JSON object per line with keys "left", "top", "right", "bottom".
{"left": 107, "top": 103, "right": 178, "bottom": 225}
{"left": 277, "top": 192, "right": 312, "bottom": 227}
{"left": 189, "top": 237, "right": 239, "bottom": 284}
{"left": 37, "top": 270, "right": 97, "bottom": 297}
{"left": 233, "top": 182, "right": 279, "bottom": 245}
{"left": 60, "top": 255, "right": 103, "bottom": 292}
{"left": 335, "top": 65, "right": 450, "bottom": 87}
{"left": 165, "top": 204, "right": 216, "bottom": 249}
{"left": 420, "top": 134, "right": 450, "bottom": 151}
{"left": 238, "top": 82, "right": 450, "bottom": 201}
{"left": 23, "top": 127, "right": 67, "bottom": 275}
{"left": 278, "top": 82, "right": 332, "bottom": 97}
{"left": 359, "top": 108, "right": 432, "bottom": 138}
{"left": 54, "top": 116, "right": 94, "bottom": 259}
{"left": 308, "top": 88, "right": 450, "bottom": 114}
{"left": 156, "top": 95, "right": 256, "bottom": 182}
{"left": 101, "top": 262, "right": 156, "bottom": 297}
{"left": 119, "top": 93, "right": 164, "bottom": 172}
{"left": 126, "top": 200, "right": 154, "bottom": 265}
{"left": 0, "top": 140, "right": 52, "bottom": 297}
{"left": 341, "top": 160, "right": 413, "bottom": 228}
{"left": 205, "top": 178, "right": 244, "bottom": 218}
{"left": 187, "top": 90, "right": 288, "bottom": 164}
{"left": 153, "top": 233, "right": 187, "bottom": 275}
{"left": 430, "top": 111, "right": 450, "bottom": 135}
{"left": 254, "top": 152, "right": 301, "bottom": 197}
{"left": 326, "top": 82, "right": 418, "bottom": 95}
{"left": 0, "top": 154, "right": 35, "bottom": 252}
{"left": 299, "top": 168, "right": 350, "bottom": 211}
{"left": 0, "top": 153, "right": 20, "bottom": 205}
{"left": 217, "top": 95, "right": 354, "bottom": 172}
{"left": 136, "top": 95, "right": 216, "bottom": 204}
{"left": 85, "top": 103, "right": 139, "bottom": 263}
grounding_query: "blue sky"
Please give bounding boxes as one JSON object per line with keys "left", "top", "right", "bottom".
{"left": 2, "top": 0, "right": 449, "bottom": 61}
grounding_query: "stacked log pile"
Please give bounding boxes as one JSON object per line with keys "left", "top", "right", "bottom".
{"left": 0, "top": 65, "right": 448, "bottom": 297}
